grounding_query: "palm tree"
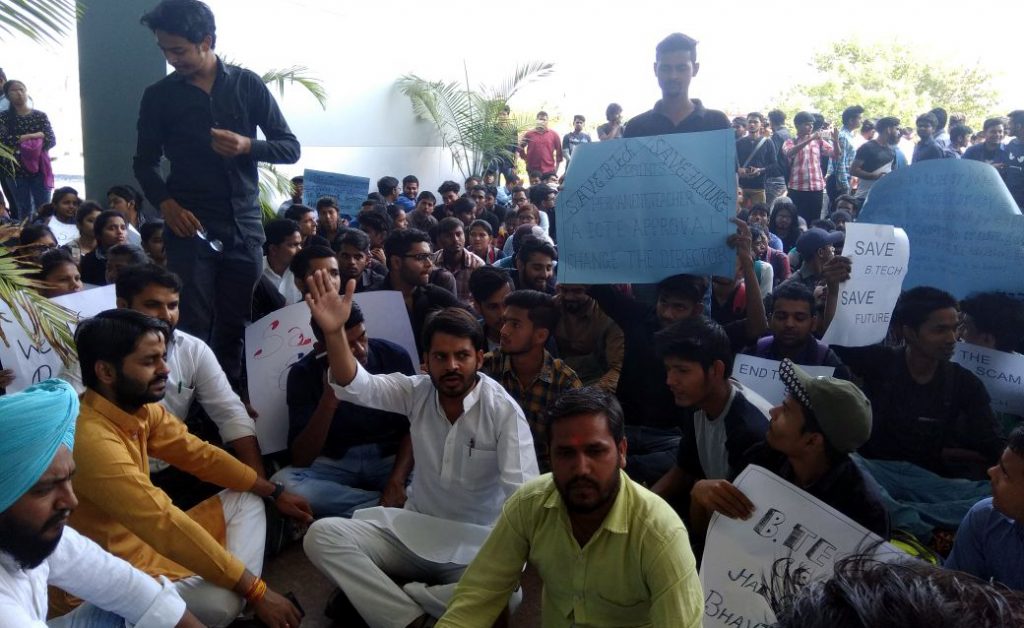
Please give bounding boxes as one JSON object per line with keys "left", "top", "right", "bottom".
{"left": 255, "top": 65, "right": 327, "bottom": 222}
{"left": 398, "top": 61, "right": 555, "bottom": 180}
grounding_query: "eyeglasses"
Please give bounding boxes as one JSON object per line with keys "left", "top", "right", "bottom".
{"left": 403, "top": 253, "right": 432, "bottom": 262}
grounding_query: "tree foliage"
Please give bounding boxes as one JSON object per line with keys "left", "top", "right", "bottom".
{"left": 397, "top": 61, "right": 555, "bottom": 180}
{"left": 775, "top": 40, "right": 999, "bottom": 128}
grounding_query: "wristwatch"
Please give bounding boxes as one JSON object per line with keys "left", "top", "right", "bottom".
{"left": 269, "top": 482, "right": 285, "bottom": 501}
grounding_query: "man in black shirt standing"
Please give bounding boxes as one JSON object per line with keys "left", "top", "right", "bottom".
{"left": 624, "top": 32, "right": 730, "bottom": 138}
{"left": 134, "top": 0, "right": 300, "bottom": 386}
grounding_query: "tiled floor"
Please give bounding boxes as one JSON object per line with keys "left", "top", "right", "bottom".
{"left": 262, "top": 543, "right": 542, "bottom": 627}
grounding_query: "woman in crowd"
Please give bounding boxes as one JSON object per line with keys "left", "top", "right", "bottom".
{"left": 62, "top": 201, "right": 102, "bottom": 265}
{"left": 467, "top": 219, "right": 504, "bottom": 264}
{"left": 769, "top": 198, "right": 802, "bottom": 254}
{"left": 36, "top": 186, "right": 81, "bottom": 246}
{"left": 0, "top": 80, "right": 56, "bottom": 219}
{"left": 107, "top": 184, "right": 146, "bottom": 243}
{"left": 750, "top": 223, "right": 791, "bottom": 287}
{"left": 79, "top": 210, "right": 128, "bottom": 285}
{"left": 15, "top": 224, "right": 57, "bottom": 270}
{"left": 36, "top": 247, "right": 82, "bottom": 298}
{"left": 140, "top": 221, "right": 166, "bottom": 267}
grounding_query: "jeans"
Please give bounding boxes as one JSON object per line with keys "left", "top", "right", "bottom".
{"left": 165, "top": 224, "right": 263, "bottom": 387}
{"left": 624, "top": 425, "right": 681, "bottom": 487}
{"left": 852, "top": 455, "right": 992, "bottom": 540}
{"left": 47, "top": 604, "right": 124, "bottom": 628}
{"left": 764, "top": 177, "right": 787, "bottom": 205}
{"left": 11, "top": 171, "right": 50, "bottom": 220}
{"left": 272, "top": 444, "right": 396, "bottom": 518}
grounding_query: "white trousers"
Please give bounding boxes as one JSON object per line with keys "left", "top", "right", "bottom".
{"left": 303, "top": 517, "right": 467, "bottom": 628}
{"left": 172, "top": 490, "right": 267, "bottom": 627}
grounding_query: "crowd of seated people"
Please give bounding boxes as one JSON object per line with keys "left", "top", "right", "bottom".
{"left": 4, "top": 5, "right": 1024, "bottom": 626}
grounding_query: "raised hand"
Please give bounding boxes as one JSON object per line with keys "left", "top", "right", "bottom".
{"left": 305, "top": 273, "right": 354, "bottom": 337}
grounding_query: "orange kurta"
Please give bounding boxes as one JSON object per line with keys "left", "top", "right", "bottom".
{"left": 67, "top": 390, "right": 257, "bottom": 588}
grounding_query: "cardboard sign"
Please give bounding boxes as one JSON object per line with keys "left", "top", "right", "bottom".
{"left": 0, "top": 287, "right": 116, "bottom": 393}
{"left": 858, "top": 159, "right": 1024, "bottom": 299}
{"left": 700, "top": 465, "right": 903, "bottom": 628}
{"left": 733, "top": 354, "right": 835, "bottom": 406}
{"left": 245, "top": 291, "right": 418, "bottom": 453}
{"left": 556, "top": 130, "right": 736, "bottom": 284}
{"left": 823, "top": 223, "right": 910, "bottom": 347}
{"left": 303, "top": 168, "right": 371, "bottom": 215}
{"left": 952, "top": 342, "right": 1024, "bottom": 416}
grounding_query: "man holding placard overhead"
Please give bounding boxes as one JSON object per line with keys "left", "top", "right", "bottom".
{"left": 624, "top": 33, "right": 730, "bottom": 137}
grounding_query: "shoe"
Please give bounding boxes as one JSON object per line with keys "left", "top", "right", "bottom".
{"left": 324, "top": 587, "right": 369, "bottom": 627}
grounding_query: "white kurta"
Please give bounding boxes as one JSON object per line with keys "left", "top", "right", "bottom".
{"left": 0, "top": 527, "right": 185, "bottom": 627}
{"left": 329, "top": 364, "right": 538, "bottom": 533}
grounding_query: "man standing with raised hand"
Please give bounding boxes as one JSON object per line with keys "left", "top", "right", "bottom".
{"left": 0, "top": 380, "right": 202, "bottom": 627}
{"left": 134, "top": 0, "right": 300, "bottom": 388}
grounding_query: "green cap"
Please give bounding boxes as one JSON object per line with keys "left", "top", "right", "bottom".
{"left": 778, "top": 359, "right": 872, "bottom": 453}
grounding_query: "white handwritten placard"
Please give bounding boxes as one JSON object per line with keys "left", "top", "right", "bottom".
{"left": 245, "top": 291, "right": 418, "bottom": 453}
{"left": 699, "top": 465, "right": 902, "bottom": 628}
{"left": 951, "top": 342, "right": 1024, "bottom": 416}
{"left": 733, "top": 354, "right": 835, "bottom": 406}
{"left": 823, "top": 223, "right": 910, "bottom": 347}
{"left": 0, "top": 287, "right": 117, "bottom": 393}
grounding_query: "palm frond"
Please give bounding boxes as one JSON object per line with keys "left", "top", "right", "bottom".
{"left": 398, "top": 62, "right": 554, "bottom": 180}
{"left": 0, "top": 0, "right": 79, "bottom": 44}
{"left": 260, "top": 66, "right": 328, "bottom": 110}
{"left": 258, "top": 163, "right": 292, "bottom": 224}
{"left": 0, "top": 241, "right": 76, "bottom": 364}
{"left": 486, "top": 61, "right": 556, "bottom": 101}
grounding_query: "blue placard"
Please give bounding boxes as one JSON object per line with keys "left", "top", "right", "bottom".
{"left": 302, "top": 169, "right": 371, "bottom": 215}
{"left": 556, "top": 130, "right": 736, "bottom": 284}
{"left": 857, "top": 159, "right": 1024, "bottom": 299}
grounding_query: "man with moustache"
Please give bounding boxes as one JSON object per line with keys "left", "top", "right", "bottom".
{"left": 62, "top": 309, "right": 312, "bottom": 627}
{"left": 437, "top": 387, "right": 704, "bottom": 628}
{"left": 303, "top": 275, "right": 538, "bottom": 627}
{"left": 483, "top": 290, "right": 582, "bottom": 469}
{"left": 0, "top": 380, "right": 202, "bottom": 627}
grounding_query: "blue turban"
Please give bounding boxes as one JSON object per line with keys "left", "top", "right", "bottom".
{"left": 0, "top": 379, "right": 78, "bottom": 513}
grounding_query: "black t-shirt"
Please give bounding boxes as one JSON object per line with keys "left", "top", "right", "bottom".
{"left": 742, "top": 443, "right": 890, "bottom": 539}
{"left": 623, "top": 99, "right": 730, "bottom": 138}
{"left": 833, "top": 344, "right": 1002, "bottom": 476}
{"left": 286, "top": 338, "right": 415, "bottom": 458}
{"left": 853, "top": 141, "right": 896, "bottom": 174}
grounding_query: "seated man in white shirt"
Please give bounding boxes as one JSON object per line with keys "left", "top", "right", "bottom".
{"left": 0, "top": 379, "right": 201, "bottom": 628}
{"left": 261, "top": 218, "right": 304, "bottom": 305}
{"left": 302, "top": 272, "right": 539, "bottom": 628}
{"left": 62, "top": 263, "right": 265, "bottom": 480}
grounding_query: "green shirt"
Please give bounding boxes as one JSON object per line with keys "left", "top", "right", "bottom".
{"left": 438, "top": 471, "right": 703, "bottom": 628}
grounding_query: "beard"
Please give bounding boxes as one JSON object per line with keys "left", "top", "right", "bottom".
{"left": 430, "top": 370, "right": 477, "bottom": 399}
{"left": 0, "top": 509, "right": 69, "bottom": 569}
{"left": 557, "top": 470, "right": 621, "bottom": 514}
{"left": 114, "top": 369, "right": 168, "bottom": 408}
